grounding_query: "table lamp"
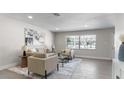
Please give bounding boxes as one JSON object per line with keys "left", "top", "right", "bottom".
{"left": 22, "top": 45, "right": 28, "bottom": 56}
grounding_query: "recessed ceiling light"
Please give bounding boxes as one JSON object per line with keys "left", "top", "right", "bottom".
{"left": 55, "top": 28, "right": 59, "bottom": 30}
{"left": 84, "top": 24, "right": 88, "bottom": 27}
{"left": 28, "top": 16, "right": 33, "bottom": 19}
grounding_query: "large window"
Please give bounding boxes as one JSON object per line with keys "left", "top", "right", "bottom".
{"left": 66, "top": 36, "right": 79, "bottom": 49}
{"left": 80, "top": 35, "right": 96, "bottom": 49}
{"left": 66, "top": 35, "right": 96, "bottom": 49}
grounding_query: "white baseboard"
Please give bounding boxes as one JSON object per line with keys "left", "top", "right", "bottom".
{"left": 75, "top": 55, "right": 112, "bottom": 60}
{"left": 0, "top": 62, "right": 18, "bottom": 70}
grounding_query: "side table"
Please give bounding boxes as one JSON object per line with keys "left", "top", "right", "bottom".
{"left": 20, "top": 56, "right": 28, "bottom": 68}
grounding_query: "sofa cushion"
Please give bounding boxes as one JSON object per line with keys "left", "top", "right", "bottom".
{"left": 65, "top": 49, "right": 71, "bottom": 53}
{"left": 46, "top": 53, "right": 56, "bottom": 57}
{"left": 38, "top": 48, "right": 47, "bottom": 53}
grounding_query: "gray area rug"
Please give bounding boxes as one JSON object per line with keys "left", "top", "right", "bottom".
{"left": 8, "top": 58, "right": 81, "bottom": 79}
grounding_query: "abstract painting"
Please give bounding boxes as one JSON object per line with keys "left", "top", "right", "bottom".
{"left": 24, "top": 28, "right": 45, "bottom": 46}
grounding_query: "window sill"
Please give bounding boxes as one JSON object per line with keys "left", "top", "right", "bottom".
{"left": 72, "top": 48, "right": 96, "bottom": 50}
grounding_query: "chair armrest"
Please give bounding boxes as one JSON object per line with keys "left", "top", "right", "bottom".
{"left": 28, "top": 55, "right": 58, "bottom": 75}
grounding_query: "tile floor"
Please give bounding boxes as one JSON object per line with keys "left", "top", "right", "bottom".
{"left": 0, "top": 58, "right": 112, "bottom": 79}
{"left": 72, "top": 58, "right": 112, "bottom": 79}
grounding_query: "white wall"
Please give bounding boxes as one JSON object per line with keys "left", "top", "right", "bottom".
{"left": 0, "top": 15, "right": 54, "bottom": 68}
{"left": 55, "top": 28, "right": 115, "bottom": 60}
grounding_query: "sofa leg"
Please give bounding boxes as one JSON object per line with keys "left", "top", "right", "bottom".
{"left": 45, "top": 70, "right": 47, "bottom": 79}
{"left": 57, "top": 64, "right": 59, "bottom": 71}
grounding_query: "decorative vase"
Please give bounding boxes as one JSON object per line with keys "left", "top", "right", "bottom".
{"left": 118, "top": 42, "right": 124, "bottom": 61}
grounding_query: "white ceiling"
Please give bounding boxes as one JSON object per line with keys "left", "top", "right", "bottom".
{"left": 1, "top": 13, "right": 115, "bottom": 32}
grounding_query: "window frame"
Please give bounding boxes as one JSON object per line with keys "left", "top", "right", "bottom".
{"left": 80, "top": 35, "right": 96, "bottom": 50}
{"left": 66, "top": 35, "right": 80, "bottom": 49}
{"left": 66, "top": 35, "right": 96, "bottom": 50}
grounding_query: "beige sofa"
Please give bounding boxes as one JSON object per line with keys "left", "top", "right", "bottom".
{"left": 24, "top": 47, "right": 55, "bottom": 56}
{"left": 28, "top": 53, "right": 59, "bottom": 79}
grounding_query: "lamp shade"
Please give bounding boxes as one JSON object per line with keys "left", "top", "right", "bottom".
{"left": 119, "top": 34, "right": 124, "bottom": 42}
{"left": 22, "top": 45, "right": 28, "bottom": 51}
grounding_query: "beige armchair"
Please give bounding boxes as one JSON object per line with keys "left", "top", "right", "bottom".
{"left": 28, "top": 54, "right": 59, "bottom": 79}
{"left": 61, "top": 49, "right": 75, "bottom": 60}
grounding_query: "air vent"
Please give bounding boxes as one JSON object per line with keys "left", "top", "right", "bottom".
{"left": 53, "top": 13, "right": 60, "bottom": 16}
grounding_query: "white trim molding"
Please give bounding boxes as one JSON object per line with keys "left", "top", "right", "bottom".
{"left": 75, "top": 55, "right": 112, "bottom": 61}
{"left": 0, "top": 62, "right": 18, "bottom": 70}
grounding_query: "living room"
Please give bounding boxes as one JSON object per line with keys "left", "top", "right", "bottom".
{"left": 1, "top": 0, "right": 124, "bottom": 93}
{"left": 0, "top": 13, "right": 115, "bottom": 79}
{"left": 0, "top": 13, "right": 124, "bottom": 79}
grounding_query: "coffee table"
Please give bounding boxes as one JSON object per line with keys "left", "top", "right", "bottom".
{"left": 58, "top": 56, "right": 69, "bottom": 67}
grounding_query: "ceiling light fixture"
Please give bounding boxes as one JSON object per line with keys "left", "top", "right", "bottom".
{"left": 28, "top": 16, "right": 33, "bottom": 19}
{"left": 55, "top": 28, "right": 59, "bottom": 30}
{"left": 84, "top": 24, "right": 88, "bottom": 27}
